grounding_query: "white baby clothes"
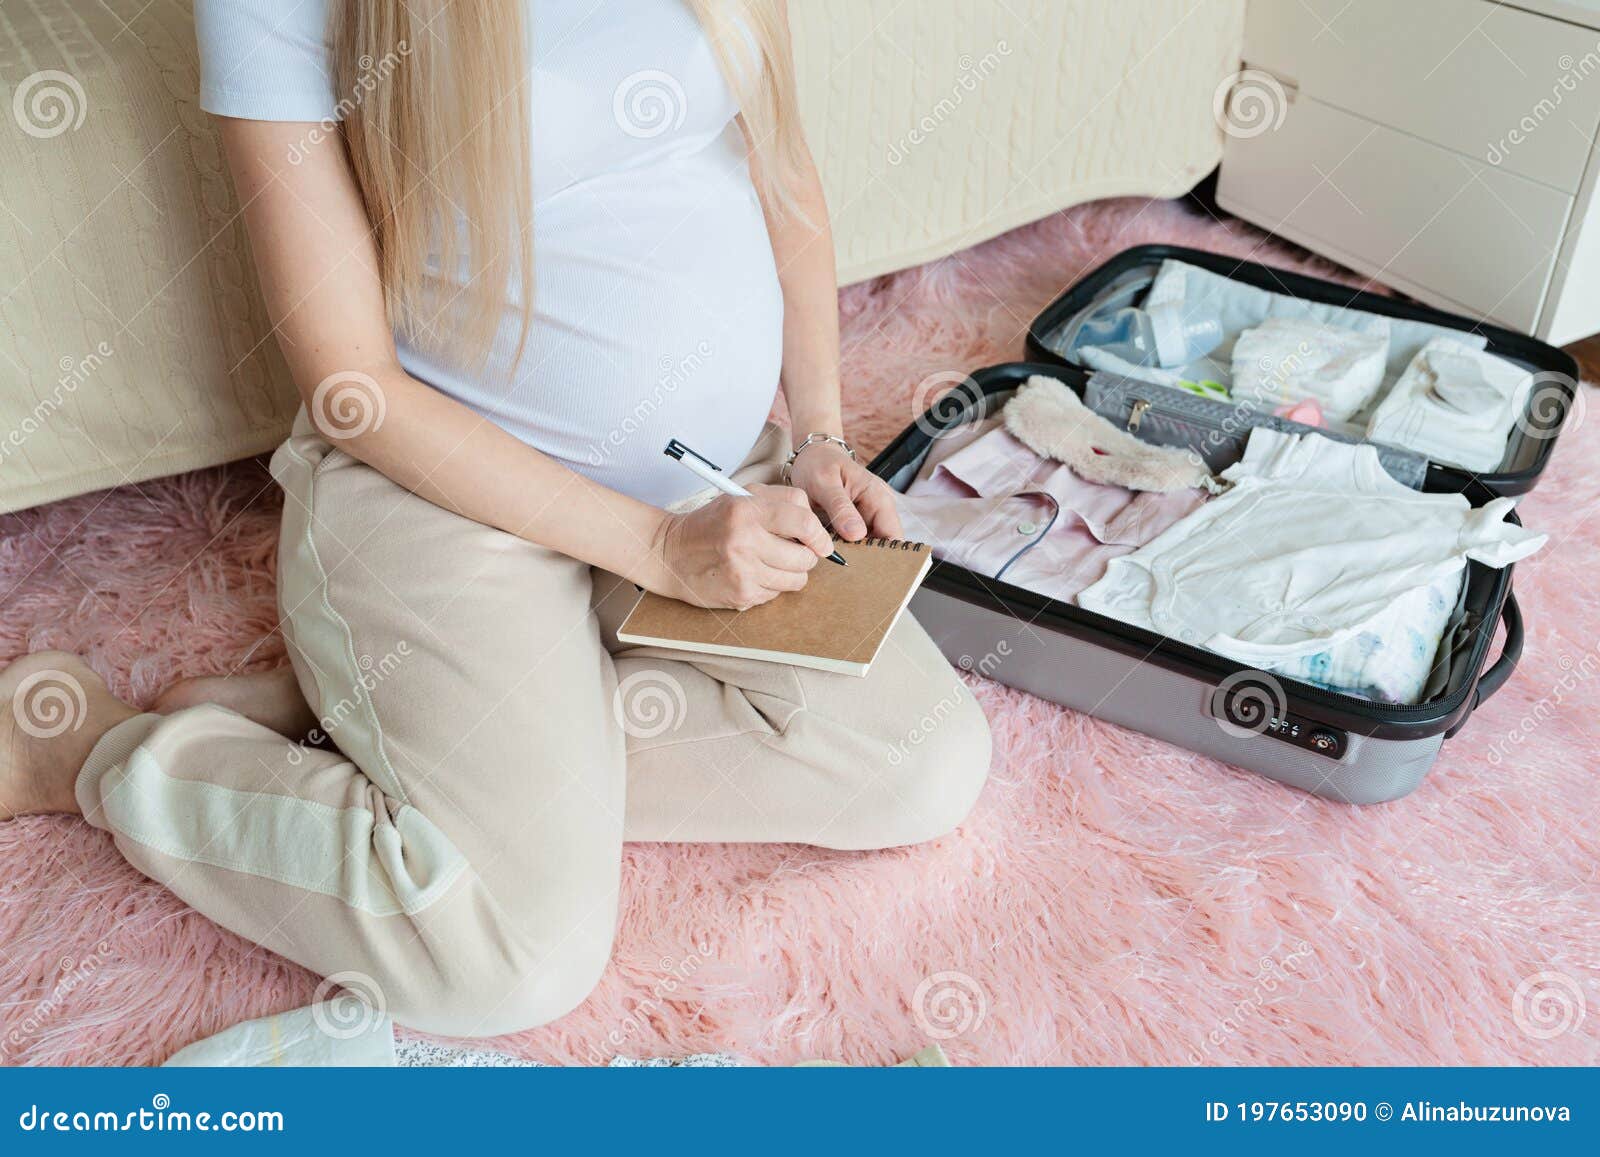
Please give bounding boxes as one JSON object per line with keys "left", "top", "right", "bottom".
{"left": 1230, "top": 318, "right": 1389, "bottom": 422}
{"left": 1366, "top": 337, "right": 1530, "bottom": 472}
{"left": 1076, "top": 429, "right": 1545, "bottom": 682}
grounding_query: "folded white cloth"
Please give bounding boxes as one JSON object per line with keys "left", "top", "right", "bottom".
{"left": 1366, "top": 337, "right": 1529, "bottom": 471}
{"left": 1231, "top": 318, "right": 1389, "bottom": 421}
{"left": 1077, "top": 429, "right": 1546, "bottom": 693}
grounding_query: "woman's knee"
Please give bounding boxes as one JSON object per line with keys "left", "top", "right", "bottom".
{"left": 864, "top": 684, "right": 992, "bottom": 848}
{"left": 903, "top": 689, "right": 992, "bottom": 841}
{"left": 382, "top": 921, "right": 615, "bottom": 1038}
{"left": 365, "top": 866, "right": 618, "bottom": 1037}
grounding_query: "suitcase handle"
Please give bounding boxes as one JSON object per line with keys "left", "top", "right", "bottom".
{"left": 1470, "top": 591, "right": 1523, "bottom": 710}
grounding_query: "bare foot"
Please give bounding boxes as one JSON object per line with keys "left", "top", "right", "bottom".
{"left": 0, "top": 651, "right": 137, "bottom": 820}
{"left": 154, "top": 666, "right": 318, "bottom": 741}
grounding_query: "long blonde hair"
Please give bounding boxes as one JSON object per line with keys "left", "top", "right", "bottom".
{"left": 330, "top": 1, "right": 804, "bottom": 367}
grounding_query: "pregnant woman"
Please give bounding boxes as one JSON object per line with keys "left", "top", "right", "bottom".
{"left": 0, "top": 0, "right": 989, "bottom": 1035}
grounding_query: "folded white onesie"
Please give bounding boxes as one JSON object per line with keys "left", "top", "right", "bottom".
{"left": 1076, "top": 429, "right": 1546, "bottom": 701}
{"left": 1366, "top": 337, "right": 1530, "bottom": 472}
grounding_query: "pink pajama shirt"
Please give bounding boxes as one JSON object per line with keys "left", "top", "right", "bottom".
{"left": 896, "top": 421, "right": 1207, "bottom": 603}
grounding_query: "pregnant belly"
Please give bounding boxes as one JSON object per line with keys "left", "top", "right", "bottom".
{"left": 405, "top": 167, "right": 785, "bottom": 509}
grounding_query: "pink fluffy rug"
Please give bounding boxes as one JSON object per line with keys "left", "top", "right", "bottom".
{"left": 3, "top": 197, "right": 1596, "bottom": 1067}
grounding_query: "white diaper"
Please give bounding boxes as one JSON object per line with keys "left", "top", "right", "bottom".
{"left": 1230, "top": 318, "right": 1389, "bottom": 421}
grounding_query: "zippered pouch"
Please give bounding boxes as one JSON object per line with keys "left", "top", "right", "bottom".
{"left": 1082, "top": 371, "right": 1431, "bottom": 490}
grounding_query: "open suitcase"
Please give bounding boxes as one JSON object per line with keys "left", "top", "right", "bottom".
{"left": 870, "top": 245, "right": 1580, "bottom": 803}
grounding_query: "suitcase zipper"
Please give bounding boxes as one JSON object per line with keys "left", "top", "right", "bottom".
{"left": 1126, "top": 397, "right": 1152, "bottom": 432}
{"left": 1112, "top": 389, "right": 1222, "bottom": 442}
{"left": 1102, "top": 377, "right": 1426, "bottom": 490}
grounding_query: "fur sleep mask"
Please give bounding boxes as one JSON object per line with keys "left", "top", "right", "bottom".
{"left": 1002, "top": 375, "right": 1215, "bottom": 493}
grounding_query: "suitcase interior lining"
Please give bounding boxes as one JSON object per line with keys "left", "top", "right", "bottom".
{"left": 1023, "top": 246, "right": 1579, "bottom": 494}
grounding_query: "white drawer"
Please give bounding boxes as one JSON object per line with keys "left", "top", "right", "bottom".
{"left": 1242, "top": 0, "right": 1600, "bottom": 192}
{"left": 1217, "top": 93, "right": 1573, "bottom": 332}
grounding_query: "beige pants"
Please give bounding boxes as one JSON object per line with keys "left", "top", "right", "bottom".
{"left": 76, "top": 416, "right": 991, "bottom": 1037}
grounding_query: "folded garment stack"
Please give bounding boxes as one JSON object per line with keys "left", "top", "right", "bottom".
{"left": 1366, "top": 337, "right": 1532, "bottom": 472}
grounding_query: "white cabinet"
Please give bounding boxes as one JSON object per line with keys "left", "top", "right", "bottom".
{"left": 1217, "top": 0, "right": 1600, "bottom": 344}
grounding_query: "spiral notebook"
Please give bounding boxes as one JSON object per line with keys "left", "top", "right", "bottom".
{"left": 616, "top": 537, "right": 933, "bottom": 676}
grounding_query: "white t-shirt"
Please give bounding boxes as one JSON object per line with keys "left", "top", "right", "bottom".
{"left": 195, "top": 0, "right": 784, "bottom": 507}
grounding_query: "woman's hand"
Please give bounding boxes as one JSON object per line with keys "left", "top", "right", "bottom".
{"left": 649, "top": 486, "right": 835, "bottom": 610}
{"left": 784, "top": 440, "right": 904, "bottom": 541}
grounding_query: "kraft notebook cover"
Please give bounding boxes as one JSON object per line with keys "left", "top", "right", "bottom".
{"left": 616, "top": 537, "right": 932, "bottom": 676}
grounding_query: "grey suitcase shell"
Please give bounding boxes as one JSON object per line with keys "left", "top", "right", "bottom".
{"left": 872, "top": 360, "right": 1527, "bottom": 805}
{"left": 869, "top": 246, "right": 1581, "bottom": 802}
{"left": 865, "top": 245, "right": 1579, "bottom": 803}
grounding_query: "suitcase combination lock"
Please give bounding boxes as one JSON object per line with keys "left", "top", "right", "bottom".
{"left": 1209, "top": 676, "right": 1347, "bottom": 759}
